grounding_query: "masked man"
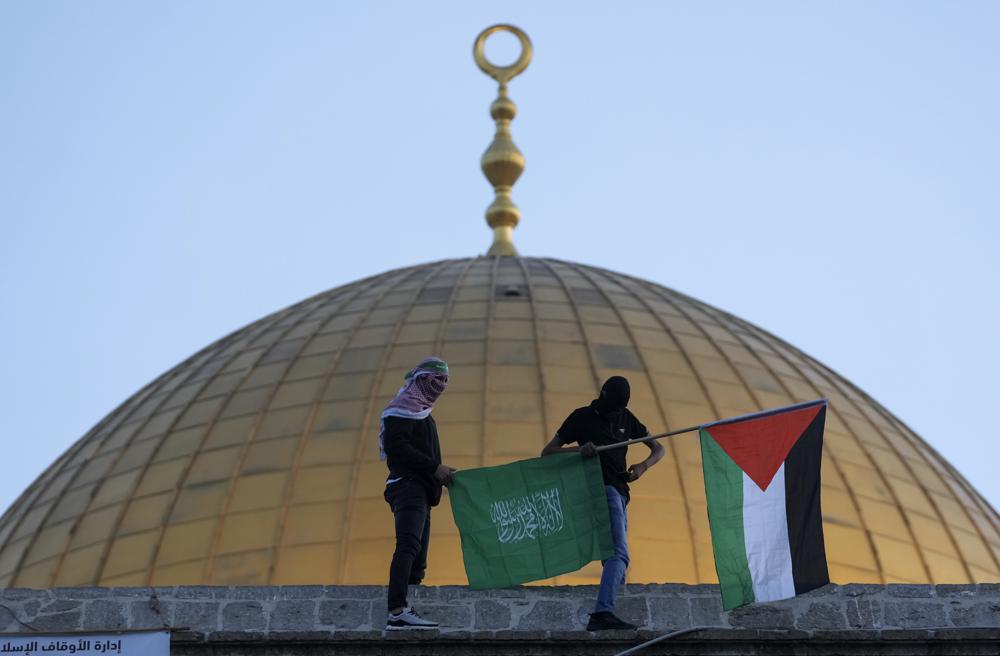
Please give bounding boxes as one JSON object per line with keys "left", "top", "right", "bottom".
{"left": 380, "top": 357, "right": 456, "bottom": 630}
{"left": 541, "top": 376, "right": 664, "bottom": 631}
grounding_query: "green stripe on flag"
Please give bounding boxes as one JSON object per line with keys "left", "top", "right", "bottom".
{"left": 700, "top": 429, "right": 754, "bottom": 610}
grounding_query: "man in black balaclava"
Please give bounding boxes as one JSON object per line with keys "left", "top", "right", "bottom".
{"left": 541, "top": 376, "right": 665, "bottom": 631}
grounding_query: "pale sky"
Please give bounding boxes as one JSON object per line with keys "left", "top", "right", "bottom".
{"left": 2, "top": 1, "right": 998, "bottom": 518}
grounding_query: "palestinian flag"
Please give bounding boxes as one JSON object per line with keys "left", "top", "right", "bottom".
{"left": 700, "top": 399, "right": 829, "bottom": 610}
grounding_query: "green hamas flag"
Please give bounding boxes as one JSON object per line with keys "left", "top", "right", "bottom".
{"left": 449, "top": 453, "right": 613, "bottom": 589}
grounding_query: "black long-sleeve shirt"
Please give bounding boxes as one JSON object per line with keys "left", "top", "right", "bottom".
{"left": 382, "top": 415, "right": 443, "bottom": 506}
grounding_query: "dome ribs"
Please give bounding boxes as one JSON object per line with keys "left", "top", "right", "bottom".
{"left": 481, "top": 256, "right": 501, "bottom": 468}
{"left": 40, "top": 347, "right": 226, "bottom": 586}
{"left": 513, "top": 256, "right": 551, "bottom": 463}
{"left": 628, "top": 275, "right": 890, "bottom": 585}
{"left": 532, "top": 258, "right": 610, "bottom": 585}
{"left": 336, "top": 259, "right": 457, "bottom": 584}
{"left": 272, "top": 264, "right": 427, "bottom": 584}
{"left": 707, "top": 305, "right": 961, "bottom": 583}
{"left": 152, "top": 292, "right": 341, "bottom": 584}
{"left": 28, "top": 322, "right": 255, "bottom": 587}
{"left": 798, "top": 350, "right": 1000, "bottom": 578}
{"left": 564, "top": 265, "right": 696, "bottom": 582}
{"left": 198, "top": 278, "right": 387, "bottom": 585}
{"left": 144, "top": 271, "right": 391, "bottom": 586}
{"left": 3, "top": 258, "right": 997, "bottom": 587}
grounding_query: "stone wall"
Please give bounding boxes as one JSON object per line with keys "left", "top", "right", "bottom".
{"left": 1, "top": 584, "right": 998, "bottom": 654}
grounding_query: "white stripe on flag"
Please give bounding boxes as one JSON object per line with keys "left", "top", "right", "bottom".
{"left": 742, "top": 463, "right": 796, "bottom": 602}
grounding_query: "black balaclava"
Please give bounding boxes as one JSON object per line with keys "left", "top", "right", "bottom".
{"left": 593, "top": 376, "right": 630, "bottom": 418}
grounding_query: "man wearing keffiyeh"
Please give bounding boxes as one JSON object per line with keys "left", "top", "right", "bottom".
{"left": 380, "top": 357, "right": 456, "bottom": 630}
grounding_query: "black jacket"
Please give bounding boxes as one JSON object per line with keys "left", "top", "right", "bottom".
{"left": 382, "top": 415, "right": 443, "bottom": 506}
{"left": 556, "top": 403, "right": 648, "bottom": 501}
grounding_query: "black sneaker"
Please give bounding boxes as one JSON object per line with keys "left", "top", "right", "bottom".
{"left": 586, "top": 611, "right": 637, "bottom": 631}
{"left": 386, "top": 607, "right": 439, "bottom": 630}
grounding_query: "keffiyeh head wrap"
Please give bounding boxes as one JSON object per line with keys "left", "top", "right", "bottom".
{"left": 378, "top": 357, "right": 449, "bottom": 460}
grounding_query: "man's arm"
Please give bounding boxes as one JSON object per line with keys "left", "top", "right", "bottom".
{"left": 627, "top": 437, "right": 665, "bottom": 481}
{"left": 540, "top": 434, "right": 597, "bottom": 458}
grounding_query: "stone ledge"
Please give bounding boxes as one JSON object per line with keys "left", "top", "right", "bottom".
{"left": 1, "top": 584, "right": 998, "bottom": 638}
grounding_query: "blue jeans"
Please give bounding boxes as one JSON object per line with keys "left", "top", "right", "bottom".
{"left": 595, "top": 485, "right": 629, "bottom": 614}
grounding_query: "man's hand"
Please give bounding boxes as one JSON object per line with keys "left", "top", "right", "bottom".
{"left": 626, "top": 462, "right": 648, "bottom": 482}
{"left": 435, "top": 464, "right": 458, "bottom": 486}
{"left": 579, "top": 443, "right": 598, "bottom": 458}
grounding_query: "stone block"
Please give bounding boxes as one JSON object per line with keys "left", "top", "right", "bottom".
{"left": 130, "top": 599, "right": 172, "bottom": 629}
{"left": 324, "top": 585, "right": 382, "bottom": 599}
{"left": 83, "top": 599, "right": 126, "bottom": 630}
{"left": 615, "top": 595, "right": 650, "bottom": 628}
{"left": 175, "top": 601, "right": 220, "bottom": 631}
{"left": 404, "top": 603, "right": 472, "bottom": 629}
{"left": 222, "top": 601, "right": 266, "bottom": 631}
{"left": 517, "top": 600, "right": 573, "bottom": 631}
{"left": 648, "top": 596, "right": 691, "bottom": 629}
{"left": 690, "top": 596, "right": 726, "bottom": 626}
{"left": 30, "top": 611, "right": 82, "bottom": 632}
{"left": 329, "top": 630, "right": 384, "bottom": 641}
{"left": 840, "top": 583, "right": 883, "bottom": 597}
{"left": 109, "top": 587, "right": 152, "bottom": 598}
{"left": 493, "top": 629, "right": 547, "bottom": 640}
{"left": 169, "top": 629, "right": 203, "bottom": 643}
{"left": 438, "top": 586, "right": 479, "bottom": 602}
{"left": 268, "top": 600, "right": 316, "bottom": 631}
{"left": 22, "top": 600, "right": 40, "bottom": 617}
{"left": 206, "top": 630, "right": 265, "bottom": 642}
{"left": 382, "top": 628, "right": 440, "bottom": 641}
{"left": 52, "top": 587, "right": 110, "bottom": 599}
{"left": 175, "top": 586, "right": 217, "bottom": 599}
{"left": 949, "top": 601, "right": 1000, "bottom": 627}
{"left": 318, "top": 599, "right": 371, "bottom": 629}
{"left": 264, "top": 630, "right": 332, "bottom": 641}
{"left": 799, "top": 583, "right": 839, "bottom": 599}
{"left": 38, "top": 599, "right": 83, "bottom": 615}
{"left": 1, "top": 589, "right": 42, "bottom": 601}
{"left": 797, "top": 602, "right": 847, "bottom": 630}
{"left": 728, "top": 603, "right": 795, "bottom": 629}
{"left": 278, "top": 585, "right": 325, "bottom": 599}
{"left": 651, "top": 583, "right": 705, "bottom": 597}
{"left": 474, "top": 599, "right": 511, "bottom": 630}
{"left": 228, "top": 586, "right": 278, "bottom": 601}
{"left": 880, "top": 628, "right": 934, "bottom": 640}
{"left": 887, "top": 584, "right": 934, "bottom": 598}
{"left": 883, "top": 600, "right": 947, "bottom": 628}
{"left": 977, "top": 583, "right": 1000, "bottom": 596}
{"left": 408, "top": 586, "right": 439, "bottom": 601}
{"left": 936, "top": 584, "right": 976, "bottom": 598}
{"left": 0, "top": 605, "right": 20, "bottom": 631}
{"left": 934, "top": 627, "right": 1000, "bottom": 640}
{"left": 846, "top": 598, "right": 882, "bottom": 629}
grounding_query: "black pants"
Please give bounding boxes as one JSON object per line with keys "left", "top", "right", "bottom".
{"left": 385, "top": 479, "right": 431, "bottom": 612}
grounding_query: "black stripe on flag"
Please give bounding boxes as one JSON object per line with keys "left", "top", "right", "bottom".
{"left": 784, "top": 404, "right": 830, "bottom": 595}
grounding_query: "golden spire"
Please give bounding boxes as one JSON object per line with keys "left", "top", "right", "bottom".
{"left": 474, "top": 24, "right": 532, "bottom": 256}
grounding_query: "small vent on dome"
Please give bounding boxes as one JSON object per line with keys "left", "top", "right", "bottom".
{"left": 497, "top": 284, "right": 528, "bottom": 299}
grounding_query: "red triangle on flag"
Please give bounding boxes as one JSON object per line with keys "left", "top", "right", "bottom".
{"left": 704, "top": 403, "right": 823, "bottom": 491}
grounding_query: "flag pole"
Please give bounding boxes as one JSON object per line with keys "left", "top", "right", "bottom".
{"left": 592, "top": 399, "right": 827, "bottom": 453}
{"left": 593, "top": 424, "right": 700, "bottom": 452}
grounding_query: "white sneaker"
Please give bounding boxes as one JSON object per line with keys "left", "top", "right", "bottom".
{"left": 386, "top": 607, "right": 439, "bottom": 630}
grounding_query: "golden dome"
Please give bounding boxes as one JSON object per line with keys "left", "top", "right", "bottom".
{"left": 0, "top": 256, "right": 997, "bottom": 588}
